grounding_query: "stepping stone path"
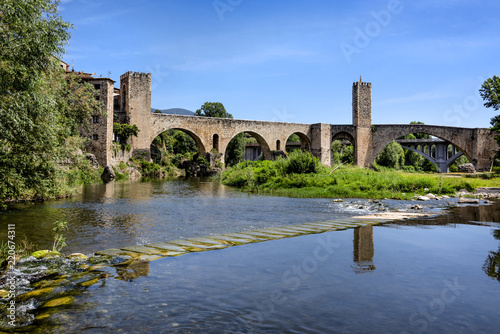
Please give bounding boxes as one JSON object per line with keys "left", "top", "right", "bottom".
{"left": 95, "top": 212, "right": 434, "bottom": 262}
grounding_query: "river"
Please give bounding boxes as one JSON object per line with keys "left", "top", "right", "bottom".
{"left": 1, "top": 178, "right": 500, "bottom": 333}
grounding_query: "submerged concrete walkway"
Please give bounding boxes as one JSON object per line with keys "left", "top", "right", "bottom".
{"left": 95, "top": 212, "right": 433, "bottom": 262}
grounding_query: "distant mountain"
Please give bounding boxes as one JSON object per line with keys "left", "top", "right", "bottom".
{"left": 151, "top": 108, "right": 194, "bottom": 116}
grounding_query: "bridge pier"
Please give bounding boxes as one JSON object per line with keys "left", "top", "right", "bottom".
{"left": 352, "top": 80, "right": 373, "bottom": 168}
{"left": 311, "top": 123, "right": 333, "bottom": 166}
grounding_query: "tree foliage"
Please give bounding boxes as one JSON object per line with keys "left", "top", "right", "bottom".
{"left": 376, "top": 141, "right": 405, "bottom": 169}
{"left": 481, "top": 76, "right": 500, "bottom": 147}
{"left": 225, "top": 133, "right": 245, "bottom": 166}
{"left": 195, "top": 102, "right": 233, "bottom": 118}
{"left": 113, "top": 123, "right": 139, "bottom": 150}
{"left": 480, "top": 76, "right": 500, "bottom": 111}
{"left": 0, "top": 0, "right": 100, "bottom": 204}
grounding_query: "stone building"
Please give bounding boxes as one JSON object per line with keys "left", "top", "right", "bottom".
{"left": 61, "top": 60, "right": 151, "bottom": 167}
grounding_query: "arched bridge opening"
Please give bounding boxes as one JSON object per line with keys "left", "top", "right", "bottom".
{"left": 332, "top": 131, "right": 355, "bottom": 165}
{"left": 285, "top": 132, "right": 312, "bottom": 153}
{"left": 150, "top": 127, "right": 207, "bottom": 166}
{"left": 227, "top": 131, "right": 272, "bottom": 166}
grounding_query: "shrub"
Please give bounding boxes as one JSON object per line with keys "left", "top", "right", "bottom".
{"left": 286, "top": 151, "right": 321, "bottom": 174}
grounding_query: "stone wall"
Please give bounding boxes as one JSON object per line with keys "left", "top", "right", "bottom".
{"left": 120, "top": 72, "right": 152, "bottom": 157}
{"left": 83, "top": 78, "right": 115, "bottom": 167}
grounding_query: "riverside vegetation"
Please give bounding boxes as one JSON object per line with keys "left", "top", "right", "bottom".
{"left": 221, "top": 150, "right": 500, "bottom": 199}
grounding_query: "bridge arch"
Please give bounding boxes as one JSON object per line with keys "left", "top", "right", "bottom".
{"left": 285, "top": 132, "right": 312, "bottom": 152}
{"left": 371, "top": 125, "right": 474, "bottom": 168}
{"left": 223, "top": 130, "right": 273, "bottom": 162}
{"left": 151, "top": 127, "right": 207, "bottom": 156}
{"left": 332, "top": 131, "right": 355, "bottom": 144}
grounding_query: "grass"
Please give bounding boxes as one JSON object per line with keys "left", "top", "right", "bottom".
{"left": 222, "top": 155, "right": 500, "bottom": 199}
{"left": 0, "top": 236, "right": 38, "bottom": 270}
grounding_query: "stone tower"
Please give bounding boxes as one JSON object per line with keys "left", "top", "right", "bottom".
{"left": 120, "top": 72, "right": 152, "bottom": 158}
{"left": 352, "top": 79, "right": 373, "bottom": 167}
{"left": 83, "top": 77, "right": 115, "bottom": 167}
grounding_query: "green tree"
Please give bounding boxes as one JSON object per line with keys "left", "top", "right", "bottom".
{"left": 195, "top": 102, "right": 233, "bottom": 118}
{"left": 480, "top": 76, "right": 500, "bottom": 111}
{"left": 113, "top": 123, "right": 139, "bottom": 150}
{"left": 225, "top": 133, "right": 246, "bottom": 166}
{"left": 480, "top": 76, "right": 500, "bottom": 145}
{"left": 0, "top": 0, "right": 100, "bottom": 205}
{"left": 376, "top": 141, "right": 405, "bottom": 169}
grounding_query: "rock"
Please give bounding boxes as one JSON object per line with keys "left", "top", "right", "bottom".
{"left": 31, "top": 250, "right": 61, "bottom": 259}
{"left": 458, "top": 163, "right": 476, "bottom": 173}
{"left": 67, "top": 253, "right": 88, "bottom": 261}
{"left": 416, "top": 196, "right": 430, "bottom": 201}
{"left": 42, "top": 296, "right": 74, "bottom": 308}
{"left": 411, "top": 204, "right": 423, "bottom": 210}
{"left": 124, "top": 167, "right": 142, "bottom": 180}
{"left": 16, "top": 287, "right": 54, "bottom": 301}
{"left": 77, "top": 277, "right": 99, "bottom": 287}
{"left": 426, "top": 193, "right": 436, "bottom": 200}
{"left": 331, "top": 199, "right": 343, "bottom": 202}
{"left": 458, "top": 197, "right": 480, "bottom": 204}
{"left": 101, "top": 165, "right": 116, "bottom": 183}
{"left": 86, "top": 153, "right": 99, "bottom": 168}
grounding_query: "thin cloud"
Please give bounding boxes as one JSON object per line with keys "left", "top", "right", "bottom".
{"left": 172, "top": 47, "right": 315, "bottom": 72}
{"left": 380, "top": 92, "right": 454, "bottom": 105}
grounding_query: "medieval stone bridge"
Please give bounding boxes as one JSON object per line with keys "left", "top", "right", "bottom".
{"left": 135, "top": 114, "right": 497, "bottom": 172}
{"left": 118, "top": 73, "right": 498, "bottom": 172}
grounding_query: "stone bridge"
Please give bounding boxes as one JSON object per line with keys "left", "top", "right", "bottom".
{"left": 110, "top": 73, "right": 499, "bottom": 172}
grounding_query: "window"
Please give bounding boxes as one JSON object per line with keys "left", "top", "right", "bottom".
{"left": 93, "top": 134, "right": 99, "bottom": 140}
{"left": 93, "top": 84, "right": 101, "bottom": 90}
{"left": 92, "top": 115, "right": 99, "bottom": 123}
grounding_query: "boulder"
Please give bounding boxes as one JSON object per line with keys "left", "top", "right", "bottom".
{"left": 426, "top": 193, "right": 436, "bottom": 200}
{"left": 124, "top": 167, "right": 142, "bottom": 180}
{"left": 416, "top": 195, "right": 430, "bottom": 201}
{"left": 458, "top": 163, "right": 476, "bottom": 173}
{"left": 86, "top": 153, "right": 99, "bottom": 168}
{"left": 101, "top": 165, "right": 116, "bottom": 183}
{"left": 458, "top": 197, "right": 480, "bottom": 204}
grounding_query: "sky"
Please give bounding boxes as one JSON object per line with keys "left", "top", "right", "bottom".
{"left": 59, "top": 0, "right": 500, "bottom": 128}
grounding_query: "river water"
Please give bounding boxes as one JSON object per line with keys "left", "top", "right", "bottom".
{"left": 1, "top": 178, "right": 500, "bottom": 333}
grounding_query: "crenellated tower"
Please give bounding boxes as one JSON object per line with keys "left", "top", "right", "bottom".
{"left": 120, "top": 71, "right": 152, "bottom": 157}
{"left": 352, "top": 79, "right": 373, "bottom": 167}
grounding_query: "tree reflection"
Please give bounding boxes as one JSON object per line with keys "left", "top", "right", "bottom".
{"left": 483, "top": 229, "right": 500, "bottom": 282}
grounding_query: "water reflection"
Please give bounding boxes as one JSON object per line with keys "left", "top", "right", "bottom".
{"left": 352, "top": 225, "right": 376, "bottom": 273}
{"left": 483, "top": 229, "right": 500, "bottom": 282}
{"left": 115, "top": 260, "right": 150, "bottom": 282}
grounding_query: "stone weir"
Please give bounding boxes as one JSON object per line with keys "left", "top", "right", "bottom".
{"left": 95, "top": 212, "right": 433, "bottom": 262}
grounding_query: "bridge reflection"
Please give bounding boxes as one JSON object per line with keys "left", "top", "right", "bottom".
{"left": 352, "top": 225, "right": 376, "bottom": 273}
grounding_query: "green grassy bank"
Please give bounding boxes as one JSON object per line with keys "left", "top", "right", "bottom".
{"left": 221, "top": 152, "right": 500, "bottom": 199}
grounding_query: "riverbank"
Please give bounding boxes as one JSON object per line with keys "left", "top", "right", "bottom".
{"left": 221, "top": 160, "right": 500, "bottom": 200}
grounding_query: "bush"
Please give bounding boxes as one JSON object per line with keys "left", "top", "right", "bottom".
{"left": 139, "top": 159, "right": 161, "bottom": 177}
{"left": 286, "top": 151, "right": 321, "bottom": 174}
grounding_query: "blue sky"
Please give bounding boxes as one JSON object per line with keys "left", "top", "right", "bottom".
{"left": 59, "top": 0, "right": 500, "bottom": 128}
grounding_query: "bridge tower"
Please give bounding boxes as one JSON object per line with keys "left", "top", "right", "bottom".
{"left": 120, "top": 71, "right": 152, "bottom": 159}
{"left": 352, "top": 79, "right": 373, "bottom": 168}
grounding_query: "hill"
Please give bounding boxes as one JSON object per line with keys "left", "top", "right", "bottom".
{"left": 151, "top": 108, "right": 194, "bottom": 116}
